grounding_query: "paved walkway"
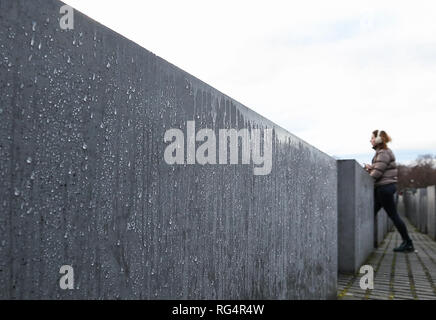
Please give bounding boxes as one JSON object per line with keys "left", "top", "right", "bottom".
{"left": 338, "top": 218, "right": 436, "bottom": 300}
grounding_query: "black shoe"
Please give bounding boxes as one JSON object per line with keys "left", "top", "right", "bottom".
{"left": 393, "top": 240, "right": 414, "bottom": 253}
{"left": 405, "top": 240, "right": 415, "bottom": 252}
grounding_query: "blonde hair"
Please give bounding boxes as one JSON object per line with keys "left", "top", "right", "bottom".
{"left": 372, "top": 130, "right": 392, "bottom": 149}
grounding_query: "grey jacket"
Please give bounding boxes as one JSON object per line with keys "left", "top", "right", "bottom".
{"left": 370, "top": 147, "right": 398, "bottom": 187}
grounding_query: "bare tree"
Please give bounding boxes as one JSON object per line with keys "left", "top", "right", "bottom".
{"left": 398, "top": 154, "right": 436, "bottom": 191}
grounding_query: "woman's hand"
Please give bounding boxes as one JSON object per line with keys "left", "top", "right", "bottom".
{"left": 364, "top": 163, "right": 373, "bottom": 172}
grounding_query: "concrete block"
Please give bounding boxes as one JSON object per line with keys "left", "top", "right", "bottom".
{"left": 412, "top": 190, "right": 419, "bottom": 228}
{"left": 337, "top": 160, "right": 374, "bottom": 273}
{"left": 397, "top": 194, "right": 406, "bottom": 218}
{"left": 418, "top": 188, "right": 428, "bottom": 233}
{"left": 0, "top": 0, "right": 338, "bottom": 299}
{"left": 403, "top": 190, "right": 417, "bottom": 225}
{"left": 375, "top": 208, "right": 388, "bottom": 246}
{"left": 427, "top": 186, "right": 436, "bottom": 240}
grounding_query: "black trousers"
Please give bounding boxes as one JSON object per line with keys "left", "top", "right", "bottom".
{"left": 374, "top": 183, "right": 411, "bottom": 242}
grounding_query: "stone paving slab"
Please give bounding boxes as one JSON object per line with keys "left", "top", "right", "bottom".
{"left": 338, "top": 218, "right": 436, "bottom": 300}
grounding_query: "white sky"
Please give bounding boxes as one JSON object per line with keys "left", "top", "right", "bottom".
{"left": 64, "top": 0, "right": 436, "bottom": 165}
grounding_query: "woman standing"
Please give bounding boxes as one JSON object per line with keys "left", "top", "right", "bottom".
{"left": 364, "top": 130, "right": 414, "bottom": 253}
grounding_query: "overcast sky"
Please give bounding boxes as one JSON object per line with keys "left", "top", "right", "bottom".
{"left": 64, "top": 0, "right": 436, "bottom": 165}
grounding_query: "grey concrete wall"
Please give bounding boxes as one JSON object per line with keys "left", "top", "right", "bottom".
{"left": 403, "top": 191, "right": 410, "bottom": 220}
{"left": 0, "top": 0, "right": 338, "bottom": 299}
{"left": 418, "top": 188, "right": 428, "bottom": 233}
{"left": 412, "top": 191, "right": 417, "bottom": 227}
{"left": 412, "top": 190, "right": 419, "bottom": 228}
{"left": 403, "top": 192, "right": 411, "bottom": 220}
{"left": 397, "top": 194, "right": 406, "bottom": 218}
{"left": 337, "top": 160, "right": 374, "bottom": 273}
{"left": 407, "top": 190, "right": 419, "bottom": 228}
{"left": 427, "top": 186, "right": 436, "bottom": 240}
{"left": 375, "top": 209, "right": 388, "bottom": 246}
{"left": 403, "top": 189, "right": 416, "bottom": 226}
